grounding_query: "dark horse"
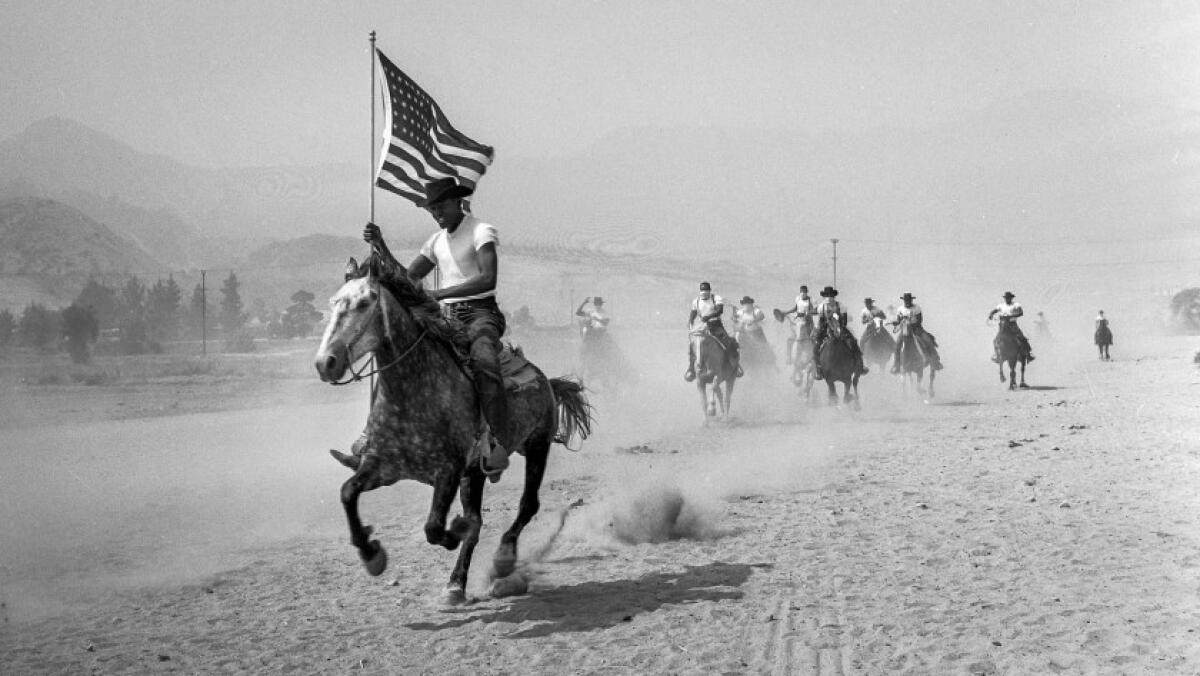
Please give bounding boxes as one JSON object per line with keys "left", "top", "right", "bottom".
{"left": 860, "top": 316, "right": 895, "bottom": 374}
{"left": 993, "top": 319, "right": 1029, "bottom": 390}
{"left": 817, "top": 321, "right": 861, "bottom": 410}
{"left": 893, "top": 317, "right": 935, "bottom": 400}
{"left": 314, "top": 256, "right": 592, "bottom": 604}
{"left": 692, "top": 329, "right": 737, "bottom": 422}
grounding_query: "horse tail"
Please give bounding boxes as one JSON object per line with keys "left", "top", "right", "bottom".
{"left": 549, "top": 376, "right": 594, "bottom": 450}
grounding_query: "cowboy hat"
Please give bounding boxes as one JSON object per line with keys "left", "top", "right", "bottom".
{"left": 819, "top": 286, "right": 838, "bottom": 297}
{"left": 864, "top": 297, "right": 875, "bottom": 304}
{"left": 1002, "top": 291, "right": 1015, "bottom": 299}
{"left": 900, "top": 292, "right": 916, "bottom": 301}
{"left": 592, "top": 296, "right": 604, "bottom": 305}
{"left": 418, "top": 177, "right": 474, "bottom": 207}
{"left": 699, "top": 281, "right": 711, "bottom": 290}
{"left": 740, "top": 296, "right": 754, "bottom": 305}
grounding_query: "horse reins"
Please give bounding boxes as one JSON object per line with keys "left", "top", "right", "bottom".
{"left": 329, "top": 279, "right": 431, "bottom": 386}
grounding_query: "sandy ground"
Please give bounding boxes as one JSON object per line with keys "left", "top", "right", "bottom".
{"left": 2, "top": 330, "right": 1200, "bottom": 675}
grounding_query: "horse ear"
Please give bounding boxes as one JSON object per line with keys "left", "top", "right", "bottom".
{"left": 344, "top": 257, "right": 359, "bottom": 281}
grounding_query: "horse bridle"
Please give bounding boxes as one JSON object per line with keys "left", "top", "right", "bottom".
{"left": 328, "top": 283, "right": 430, "bottom": 386}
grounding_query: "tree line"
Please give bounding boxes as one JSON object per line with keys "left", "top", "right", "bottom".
{"left": 0, "top": 272, "right": 324, "bottom": 363}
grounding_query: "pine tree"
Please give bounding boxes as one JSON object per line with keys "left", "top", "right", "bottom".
{"left": 74, "top": 279, "right": 119, "bottom": 330}
{"left": 220, "top": 272, "right": 246, "bottom": 333}
{"left": 19, "top": 302, "right": 60, "bottom": 353}
{"left": 61, "top": 303, "right": 99, "bottom": 363}
{"left": 147, "top": 275, "right": 182, "bottom": 342}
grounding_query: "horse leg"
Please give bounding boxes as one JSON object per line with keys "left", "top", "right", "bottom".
{"left": 826, "top": 378, "right": 838, "bottom": 407}
{"left": 928, "top": 368, "right": 936, "bottom": 399}
{"left": 849, "top": 374, "right": 861, "bottom": 411}
{"left": 1008, "top": 362, "right": 1017, "bottom": 390}
{"left": 490, "top": 436, "right": 550, "bottom": 599}
{"left": 340, "top": 453, "right": 388, "bottom": 576}
{"left": 442, "top": 470, "right": 486, "bottom": 604}
{"left": 723, "top": 378, "right": 735, "bottom": 417}
{"left": 999, "top": 362, "right": 1006, "bottom": 383}
{"left": 423, "top": 473, "right": 463, "bottom": 551}
{"left": 1019, "top": 360, "right": 1028, "bottom": 388}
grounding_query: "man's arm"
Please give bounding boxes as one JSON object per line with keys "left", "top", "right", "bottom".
{"left": 576, "top": 298, "right": 592, "bottom": 317}
{"left": 703, "top": 303, "right": 725, "bottom": 322}
{"left": 426, "top": 242, "right": 498, "bottom": 301}
{"left": 987, "top": 307, "right": 998, "bottom": 319}
{"left": 687, "top": 308, "right": 698, "bottom": 327}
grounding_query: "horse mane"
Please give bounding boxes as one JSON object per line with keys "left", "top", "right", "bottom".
{"left": 361, "top": 253, "right": 472, "bottom": 362}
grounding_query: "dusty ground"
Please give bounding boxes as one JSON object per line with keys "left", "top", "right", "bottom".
{"left": 2, "top": 331, "right": 1199, "bottom": 674}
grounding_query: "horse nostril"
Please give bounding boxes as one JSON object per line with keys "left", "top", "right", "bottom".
{"left": 324, "top": 355, "right": 339, "bottom": 374}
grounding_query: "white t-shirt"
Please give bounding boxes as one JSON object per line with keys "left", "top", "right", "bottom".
{"left": 994, "top": 301, "right": 1022, "bottom": 318}
{"left": 734, "top": 305, "right": 765, "bottom": 332}
{"left": 896, "top": 303, "right": 922, "bottom": 321}
{"left": 419, "top": 215, "right": 499, "bottom": 303}
{"left": 794, "top": 295, "right": 816, "bottom": 330}
{"left": 582, "top": 307, "right": 609, "bottom": 331}
{"left": 691, "top": 294, "right": 725, "bottom": 328}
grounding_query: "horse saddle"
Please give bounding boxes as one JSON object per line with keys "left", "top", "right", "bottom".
{"left": 498, "top": 342, "right": 541, "bottom": 392}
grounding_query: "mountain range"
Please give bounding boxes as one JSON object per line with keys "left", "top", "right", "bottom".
{"left": 0, "top": 89, "right": 1196, "bottom": 316}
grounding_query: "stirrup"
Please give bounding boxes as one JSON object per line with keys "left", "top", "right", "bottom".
{"left": 990, "top": 354, "right": 1000, "bottom": 364}
{"left": 684, "top": 368, "right": 696, "bottom": 382}
{"left": 1027, "top": 354, "right": 1035, "bottom": 362}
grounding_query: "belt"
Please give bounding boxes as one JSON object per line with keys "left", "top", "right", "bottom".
{"left": 443, "top": 297, "right": 498, "bottom": 310}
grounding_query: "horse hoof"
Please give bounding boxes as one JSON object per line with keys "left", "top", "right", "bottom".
{"left": 489, "top": 573, "right": 529, "bottom": 598}
{"left": 1019, "top": 383, "right": 1030, "bottom": 389}
{"left": 360, "top": 540, "right": 388, "bottom": 577}
{"left": 440, "top": 585, "right": 468, "bottom": 606}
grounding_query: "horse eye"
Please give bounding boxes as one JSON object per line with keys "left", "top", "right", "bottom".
{"left": 368, "top": 290, "right": 378, "bottom": 302}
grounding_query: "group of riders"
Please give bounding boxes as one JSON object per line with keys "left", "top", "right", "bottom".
{"left": 358, "top": 176, "right": 1056, "bottom": 482}
{"left": 677, "top": 282, "right": 1047, "bottom": 382}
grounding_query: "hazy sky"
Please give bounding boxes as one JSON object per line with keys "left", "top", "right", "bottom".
{"left": 3, "top": 0, "right": 1198, "bottom": 168}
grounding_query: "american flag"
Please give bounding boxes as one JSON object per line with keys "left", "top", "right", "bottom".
{"left": 374, "top": 49, "right": 495, "bottom": 205}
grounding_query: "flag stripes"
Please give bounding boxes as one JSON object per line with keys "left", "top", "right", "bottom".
{"left": 374, "top": 49, "right": 494, "bottom": 205}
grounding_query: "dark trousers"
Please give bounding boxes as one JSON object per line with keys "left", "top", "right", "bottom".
{"left": 446, "top": 299, "right": 510, "bottom": 447}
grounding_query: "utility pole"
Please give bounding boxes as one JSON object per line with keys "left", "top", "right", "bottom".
{"left": 831, "top": 238, "right": 839, "bottom": 288}
{"left": 200, "top": 269, "right": 207, "bottom": 357}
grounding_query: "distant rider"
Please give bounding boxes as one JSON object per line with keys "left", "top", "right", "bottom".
{"left": 859, "top": 297, "right": 887, "bottom": 344}
{"left": 685, "top": 281, "right": 741, "bottom": 381}
{"left": 890, "top": 292, "right": 944, "bottom": 373}
{"left": 775, "top": 285, "right": 816, "bottom": 365}
{"left": 575, "top": 296, "right": 610, "bottom": 341}
{"left": 811, "top": 286, "right": 868, "bottom": 380}
{"left": 988, "top": 291, "right": 1035, "bottom": 363}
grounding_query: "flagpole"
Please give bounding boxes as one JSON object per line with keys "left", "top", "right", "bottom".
{"left": 368, "top": 30, "right": 378, "bottom": 400}
{"left": 369, "top": 30, "right": 377, "bottom": 223}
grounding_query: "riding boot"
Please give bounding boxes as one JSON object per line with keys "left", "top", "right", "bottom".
{"left": 991, "top": 344, "right": 1001, "bottom": 364}
{"left": 812, "top": 343, "right": 824, "bottom": 380}
{"left": 474, "top": 372, "right": 510, "bottom": 483}
{"left": 785, "top": 338, "right": 795, "bottom": 365}
{"left": 684, "top": 345, "right": 696, "bottom": 382}
{"left": 732, "top": 344, "right": 743, "bottom": 378}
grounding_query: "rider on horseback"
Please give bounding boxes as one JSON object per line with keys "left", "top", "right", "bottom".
{"left": 889, "top": 292, "right": 944, "bottom": 373}
{"left": 576, "top": 296, "right": 610, "bottom": 341}
{"left": 859, "top": 297, "right": 886, "bottom": 342}
{"left": 363, "top": 177, "right": 512, "bottom": 480}
{"left": 733, "top": 296, "right": 767, "bottom": 343}
{"left": 988, "top": 291, "right": 1035, "bottom": 363}
{"left": 685, "top": 281, "right": 741, "bottom": 381}
{"left": 775, "top": 285, "right": 816, "bottom": 365}
{"left": 811, "top": 286, "right": 868, "bottom": 380}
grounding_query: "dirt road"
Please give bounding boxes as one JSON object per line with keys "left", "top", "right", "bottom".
{"left": 2, "top": 335, "right": 1199, "bottom": 674}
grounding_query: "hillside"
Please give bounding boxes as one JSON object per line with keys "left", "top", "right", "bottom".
{"left": 0, "top": 197, "right": 163, "bottom": 278}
